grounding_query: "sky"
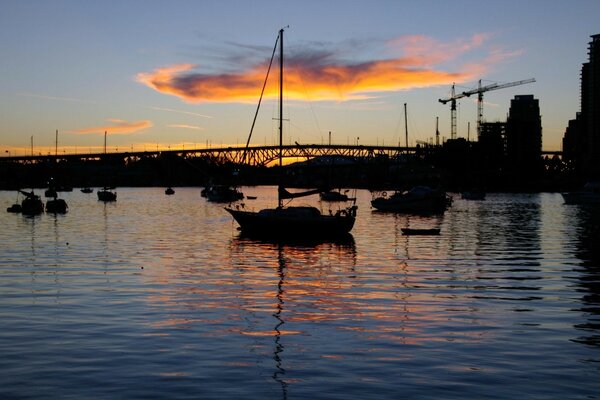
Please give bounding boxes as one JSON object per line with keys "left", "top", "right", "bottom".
{"left": 1, "top": 0, "right": 599, "bottom": 156}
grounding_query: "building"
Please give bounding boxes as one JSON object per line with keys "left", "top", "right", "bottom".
{"left": 478, "top": 122, "right": 506, "bottom": 170}
{"left": 506, "top": 95, "right": 542, "bottom": 175}
{"left": 563, "top": 34, "right": 600, "bottom": 177}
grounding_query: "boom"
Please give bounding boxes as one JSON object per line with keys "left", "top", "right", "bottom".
{"left": 439, "top": 78, "right": 535, "bottom": 140}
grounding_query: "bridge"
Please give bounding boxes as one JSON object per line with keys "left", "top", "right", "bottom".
{"left": 1, "top": 144, "right": 562, "bottom": 167}
{"left": 1, "top": 144, "right": 417, "bottom": 167}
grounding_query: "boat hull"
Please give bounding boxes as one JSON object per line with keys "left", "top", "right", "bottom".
{"left": 401, "top": 228, "right": 440, "bottom": 235}
{"left": 97, "top": 190, "right": 117, "bottom": 202}
{"left": 225, "top": 206, "right": 356, "bottom": 238}
{"left": 46, "top": 198, "right": 68, "bottom": 213}
{"left": 371, "top": 196, "right": 449, "bottom": 213}
{"left": 371, "top": 186, "right": 451, "bottom": 213}
{"left": 21, "top": 198, "right": 44, "bottom": 216}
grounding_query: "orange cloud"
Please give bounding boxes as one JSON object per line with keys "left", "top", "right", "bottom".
{"left": 75, "top": 119, "right": 153, "bottom": 135}
{"left": 136, "top": 33, "right": 515, "bottom": 103}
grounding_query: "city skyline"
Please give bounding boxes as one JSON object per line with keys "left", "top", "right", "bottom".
{"left": 1, "top": 0, "right": 599, "bottom": 155}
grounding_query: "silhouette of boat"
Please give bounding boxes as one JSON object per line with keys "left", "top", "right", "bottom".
{"left": 7, "top": 203, "right": 22, "bottom": 213}
{"left": 562, "top": 182, "right": 600, "bottom": 205}
{"left": 81, "top": 187, "right": 93, "bottom": 194}
{"left": 7, "top": 191, "right": 23, "bottom": 213}
{"left": 371, "top": 186, "right": 452, "bottom": 213}
{"left": 319, "top": 189, "right": 355, "bottom": 202}
{"left": 46, "top": 198, "right": 68, "bottom": 213}
{"left": 202, "top": 185, "right": 243, "bottom": 203}
{"left": 97, "top": 187, "right": 117, "bottom": 202}
{"left": 401, "top": 228, "right": 441, "bottom": 235}
{"left": 165, "top": 186, "right": 175, "bottom": 195}
{"left": 461, "top": 191, "right": 486, "bottom": 200}
{"left": 19, "top": 190, "right": 44, "bottom": 216}
{"left": 226, "top": 28, "right": 357, "bottom": 239}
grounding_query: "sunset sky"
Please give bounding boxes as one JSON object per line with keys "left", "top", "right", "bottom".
{"left": 1, "top": 0, "right": 598, "bottom": 155}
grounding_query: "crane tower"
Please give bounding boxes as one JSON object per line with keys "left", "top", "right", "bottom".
{"left": 438, "top": 78, "right": 535, "bottom": 140}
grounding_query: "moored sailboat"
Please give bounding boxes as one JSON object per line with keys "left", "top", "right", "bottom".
{"left": 225, "top": 28, "right": 357, "bottom": 238}
{"left": 97, "top": 186, "right": 117, "bottom": 202}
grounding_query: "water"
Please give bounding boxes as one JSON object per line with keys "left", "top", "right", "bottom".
{"left": 1, "top": 188, "right": 598, "bottom": 399}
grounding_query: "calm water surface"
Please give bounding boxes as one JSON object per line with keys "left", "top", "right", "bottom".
{"left": 1, "top": 187, "right": 599, "bottom": 399}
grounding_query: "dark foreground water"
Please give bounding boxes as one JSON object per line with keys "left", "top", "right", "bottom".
{"left": 1, "top": 187, "right": 599, "bottom": 399}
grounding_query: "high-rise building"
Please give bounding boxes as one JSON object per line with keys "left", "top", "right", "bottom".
{"left": 563, "top": 34, "right": 600, "bottom": 177}
{"left": 583, "top": 34, "right": 600, "bottom": 175}
{"left": 506, "top": 95, "right": 542, "bottom": 174}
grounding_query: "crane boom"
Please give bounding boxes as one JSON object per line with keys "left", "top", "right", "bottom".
{"left": 439, "top": 78, "right": 535, "bottom": 140}
{"left": 461, "top": 78, "right": 536, "bottom": 97}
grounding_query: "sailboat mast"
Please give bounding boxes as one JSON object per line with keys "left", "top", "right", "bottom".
{"left": 278, "top": 27, "right": 284, "bottom": 208}
{"left": 404, "top": 103, "right": 408, "bottom": 151}
{"left": 279, "top": 28, "right": 284, "bottom": 168}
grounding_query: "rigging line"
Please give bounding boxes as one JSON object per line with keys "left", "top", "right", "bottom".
{"left": 242, "top": 33, "right": 280, "bottom": 164}
{"left": 285, "top": 32, "right": 322, "bottom": 141}
{"left": 294, "top": 66, "right": 323, "bottom": 141}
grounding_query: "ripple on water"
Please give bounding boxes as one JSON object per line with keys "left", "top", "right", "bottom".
{"left": 0, "top": 188, "right": 599, "bottom": 399}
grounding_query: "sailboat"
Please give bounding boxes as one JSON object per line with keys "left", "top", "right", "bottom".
{"left": 97, "top": 187, "right": 117, "bottom": 202}
{"left": 97, "top": 131, "right": 117, "bottom": 202}
{"left": 225, "top": 28, "right": 357, "bottom": 238}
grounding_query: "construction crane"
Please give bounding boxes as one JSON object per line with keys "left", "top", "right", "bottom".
{"left": 438, "top": 78, "right": 535, "bottom": 140}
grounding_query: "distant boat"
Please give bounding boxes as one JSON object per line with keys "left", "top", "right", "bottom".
{"left": 19, "top": 190, "right": 44, "bottom": 216}
{"left": 461, "top": 191, "right": 486, "bottom": 200}
{"left": 7, "top": 203, "right": 22, "bottom": 213}
{"left": 371, "top": 186, "right": 452, "bottom": 213}
{"left": 7, "top": 192, "right": 23, "bottom": 213}
{"left": 46, "top": 198, "right": 68, "bottom": 213}
{"left": 562, "top": 181, "right": 600, "bottom": 205}
{"left": 225, "top": 28, "right": 357, "bottom": 239}
{"left": 401, "top": 228, "right": 441, "bottom": 235}
{"left": 320, "top": 189, "right": 355, "bottom": 202}
{"left": 81, "top": 187, "right": 94, "bottom": 194}
{"left": 203, "top": 185, "right": 243, "bottom": 203}
{"left": 165, "top": 187, "right": 175, "bottom": 195}
{"left": 97, "top": 187, "right": 117, "bottom": 202}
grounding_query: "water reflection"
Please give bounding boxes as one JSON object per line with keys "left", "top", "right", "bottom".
{"left": 572, "top": 205, "right": 600, "bottom": 347}
{"left": 228, "top": 237, "right": 357, "bottom": 398}
{"left": 273, "top": 246, "right": 287, "bottom": 399}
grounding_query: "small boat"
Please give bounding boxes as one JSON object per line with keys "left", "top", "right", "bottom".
{"left": 97, "top": 187, "right": 117, "bottom": 202}
{"left": 165, "top": 187, "right": 175, "bottom": 195}
{"left": 371, "top": 186, "right": 452, "bottom": 213}
{"left": 7, "top": 203, "right": 22, "bottom": 213}
{"left": 81, "top": 187, "right": 93, "bottom": 194}
{"left": 246, "top": 196, "right": 257, "bottom": 200}
{"left": 401, "top": 228, "right": 441, "bottom": 235}
{"left": 19, "top": 190, "right": 44, "bottom": 216}
{"left": 46, "top": 198, "right": 68, "bottom": 213}
{"left": 7, "top": 192, "right": 22, "bottom": 213}
{"left": 225, "top": 28, "right": 357, "bottom": 239}
{"left": 461, "top": 191, "right": 486, "bottom": 200}
{"left": 320, "top": 189, "right": 355, "bottom": 202}
{"left": 203, "top": 185, "right": 243, "bottom": 203}
{"left": 562, "top": 181, "right": 600, "bottom": 205}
